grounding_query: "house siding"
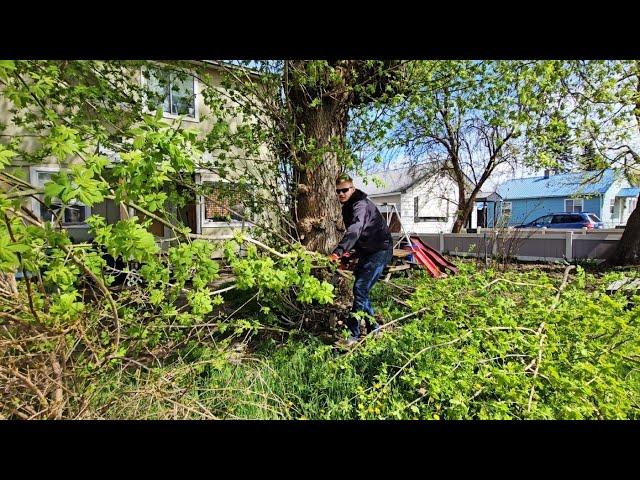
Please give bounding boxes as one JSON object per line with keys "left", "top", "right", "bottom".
{"left": 601, "top": 178, "right": 632, "bottom": 227}
{"left": 368, "top": 193, "right": 401, "bottom": 210}
{"left": 486, "top": 196, "right": 603, "bottom": 227}
{"left": 401, "top": 174, "right": 461, "bottom": 233}
{"left": 364, "top": 174, "right": 460, "bottom": 234}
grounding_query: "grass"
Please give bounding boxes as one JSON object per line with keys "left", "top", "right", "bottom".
{"left": 79, "top": 261, "right": 640, "bottom": 419}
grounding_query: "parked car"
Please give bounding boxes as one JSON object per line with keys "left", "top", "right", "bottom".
{"left": 516, "top": 212, "right": 604, "bottom": 229}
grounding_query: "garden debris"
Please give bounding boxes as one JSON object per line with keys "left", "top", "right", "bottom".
{"left": 606, "top": 277, "right": 640, "bottom": 295}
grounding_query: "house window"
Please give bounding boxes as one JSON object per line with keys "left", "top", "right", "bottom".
{"left": 610, "top": 198, "right": 616, "bottom": 216}
{"left": 501, "top": 201, "right": 512, "bottom": 218}
{"left": 201, "top": 181, "right": 246, "bottom": 224}
{"left": 31, "top": 167, "right": 90, "bottom": 226}
{"left": 564, "top": 198, "right": 583, "bottom": 213}
{"left": 145, "top": 68, "right": 197, "bottom": 119}
{"left": 414, "top": 195, "right": 449, "bottom": 222}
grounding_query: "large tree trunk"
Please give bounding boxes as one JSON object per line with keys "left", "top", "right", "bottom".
{"left": 284, "top": 60, "right": 404, "bottom": 252}
{"left": 291, "top": 98, "right": 349, "bottom": 253}
{"left": 611, "top": 63, "right": 640, "bottom": 265}
{"left": 452, "top": 202, "right": 467, "bottom": 233}
{"left": 452, "top": 198, "right": 479, "bottom": 233}
{"left": 610, "top": 194, "right": 640, "bottom": 265}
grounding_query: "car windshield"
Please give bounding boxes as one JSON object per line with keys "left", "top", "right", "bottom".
{"left": 588, "top": 214, "right": 601, "bottom": 222}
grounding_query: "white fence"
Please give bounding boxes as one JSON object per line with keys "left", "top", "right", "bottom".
{"left": 396, "top": 227, "right": 624, "bottom": 263}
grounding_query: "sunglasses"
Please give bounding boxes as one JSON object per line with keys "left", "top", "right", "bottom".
{"left": 335, "top": 187, "right": 352, "bottom": 194}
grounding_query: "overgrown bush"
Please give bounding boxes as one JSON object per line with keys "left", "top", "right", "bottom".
{"left": 70, "top": 264, "right": 639, "bottom": 419}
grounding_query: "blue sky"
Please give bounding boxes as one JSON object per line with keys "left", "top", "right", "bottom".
{"left": 355, "top": 146, "right": 542, "bottom": 192}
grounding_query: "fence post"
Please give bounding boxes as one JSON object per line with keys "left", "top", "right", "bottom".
{"left": 439, "top": 231, "right": 445, "bottom": 253}
{"left": 492, "top": 231, "right": 498, "bottom": 256}
{"left": 565, "top": 231, "right": 573, "bottom": 261}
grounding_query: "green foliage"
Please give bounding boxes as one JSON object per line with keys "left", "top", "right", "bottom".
{"left": 224, "top": 238, "right": 335, "bottom": 307}
{"left": 0, "top": 229, "right": 30, "bottom": 271}
{"left": 43, "top": 165, "right": 107, "bottom": 207}
{"left": 75, "top": 264, "right": 640, "bottom": 420}
{"left": 88, "top": 215, "right": 159, "bottom": 263}
{"left": 49, "top": 291, "right": 85, "bottom": 324}
{"left": 0, "top": 144, "right": 17, "bottom": 170}
{"left": 3, "top": 59, "right": 638, "bottom": 419}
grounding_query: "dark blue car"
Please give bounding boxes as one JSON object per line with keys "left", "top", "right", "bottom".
{"left": 517, "top": 212, "right": 604, "bottom": 229}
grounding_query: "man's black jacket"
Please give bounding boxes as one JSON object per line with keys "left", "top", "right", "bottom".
{"left": 332, "top": 189, "right": 393, "bottom": 257}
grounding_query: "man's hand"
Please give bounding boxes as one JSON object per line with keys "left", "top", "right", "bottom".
{"left": 328, "top": 253, "right": 340, "bottom": 263}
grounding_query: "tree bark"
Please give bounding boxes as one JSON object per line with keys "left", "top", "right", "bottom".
{"left": 290, "top": 86, "right": 349, "bottom": 253}
{"left": 285, "top": 60, "right": 403, "bottom": 253}
{"left": 452, "top": 198, "right": 477, "bottom": 233}
{"left": 610, "top": 62, "right": 640, "bottom": 265}
{"left": 610, "top": 193, "right": 640, "bottom": 265}
{"left": 452, "top": 188, "right": 468, "bottom": 234}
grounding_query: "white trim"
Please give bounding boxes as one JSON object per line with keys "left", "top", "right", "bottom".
{"left": 369, "top": 191, "right": 403, "bottom": 198}
{"left": 140, "top": 66, "right": 200, "bottom": 123}
{"left": 610, "top": 197, "right": 617, "bottom": 219}
{"left": 202, "top": 220, "right": 248, "bottom": 228}
{"left": 194, "top": 173, "right": 202, "bottom": 234}
{"left": 29, "top": 165, "right": 91, "bottom": 227}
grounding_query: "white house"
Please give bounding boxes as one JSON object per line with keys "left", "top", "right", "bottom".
{"left": 351, "top": 165, "right": 477, "bottom": 234}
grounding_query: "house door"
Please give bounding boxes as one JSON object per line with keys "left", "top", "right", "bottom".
{"left": 477, "top": 208, "right": 487, "bottom": 228}
{"left": 184, "top": 202, "right": 197, "bottom": 234}
{"left": 174, "top": 176, "right": 199, "bottom": 234}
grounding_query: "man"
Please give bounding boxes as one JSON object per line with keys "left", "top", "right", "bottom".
{"left": 329, "top": 174, "right": 394, "bottom": 345}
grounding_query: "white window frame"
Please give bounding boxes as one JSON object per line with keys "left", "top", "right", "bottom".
{"left": 30, "top": 165, "right": 91, "bottom": 228}
{"left": 501, "top": 201, "right": 512, "bottom": 217}
{"left": 564, "top": 197, "right": 584, "bottom": 213}
{"left": 198, "top": 172, "right": 249, "bottom": 228}
{"left": 140, "top": 66, "right": 199, "bottom": 123}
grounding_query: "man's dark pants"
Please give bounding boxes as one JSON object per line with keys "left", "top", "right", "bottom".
{"left": 347, "top": 246, "right": 394, "bottom": 338}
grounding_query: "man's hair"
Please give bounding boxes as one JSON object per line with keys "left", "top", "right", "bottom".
{"left": 336, "top": 173, "right": 353, "bottom": 184}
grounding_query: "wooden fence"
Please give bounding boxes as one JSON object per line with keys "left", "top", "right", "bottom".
{"left": 394, "top": 227, "right": 624, "bottom": 262}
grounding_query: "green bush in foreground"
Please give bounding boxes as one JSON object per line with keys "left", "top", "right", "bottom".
{"left": 87, "top": 264, "right": 639, "bottom": 419}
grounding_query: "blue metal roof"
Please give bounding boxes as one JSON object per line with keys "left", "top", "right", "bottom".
{"left": 617, "top": 187, "right": 640, "bottom": 197}
{"left": 497, "top": 169, "right": 618, "bottom": 200}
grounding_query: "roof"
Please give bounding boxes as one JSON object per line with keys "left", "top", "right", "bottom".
{"left": 497, "top": 169, "right": 619, "bottom": 200}
{"left": 617, "top": 187, "right": 640, "bottom": 198}
{"left": 475, "top": 191, "right": 502, "bottom": 202}
{"left": 351, "top": 164, "right": 474, "bottom": 197}
{"left": 351, "top": 165, "right": 432, "bottom": 196}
